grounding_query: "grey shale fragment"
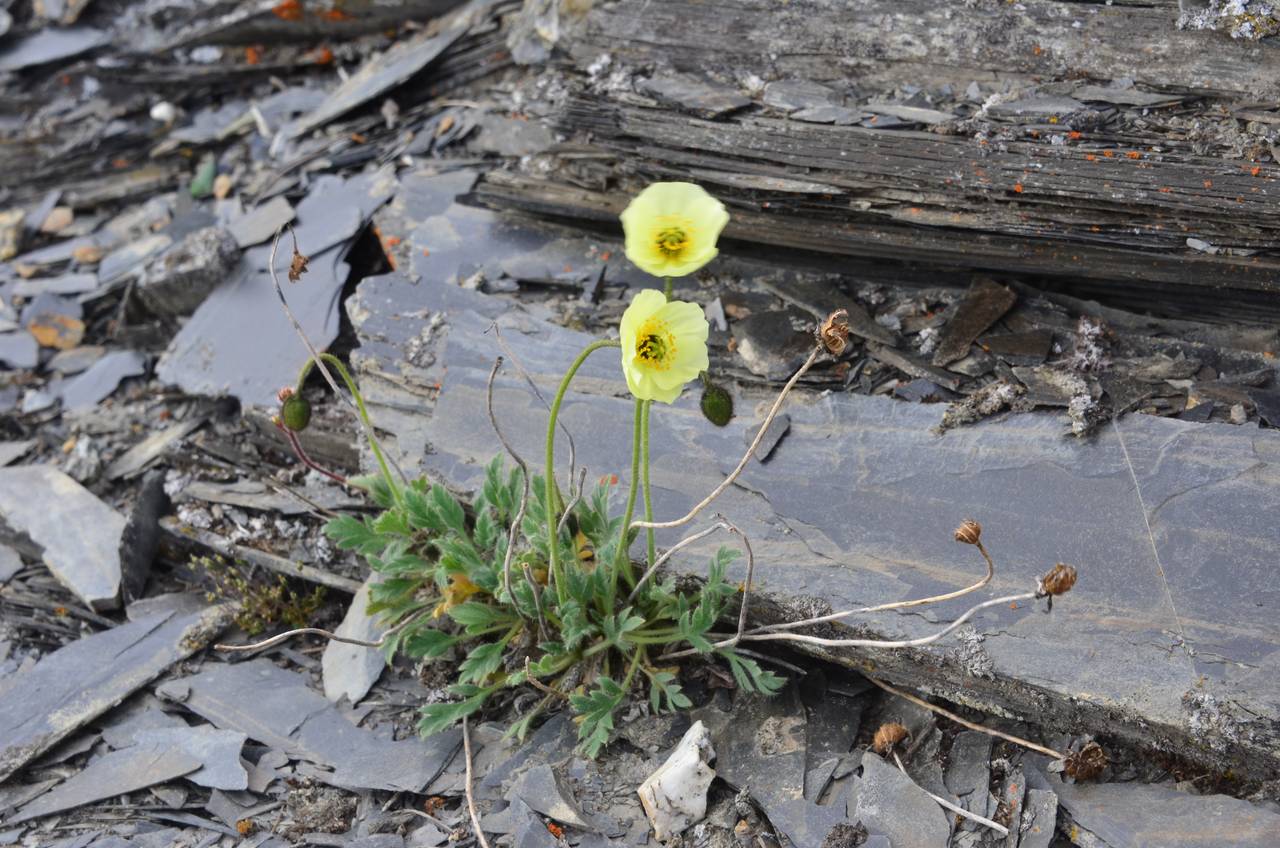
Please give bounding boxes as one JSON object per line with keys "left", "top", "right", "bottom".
{"left": 0, "top": 464, "right": 127, "bottom": 609}
{"left": 0, "top": 605, "right": 232, "bottom": 782}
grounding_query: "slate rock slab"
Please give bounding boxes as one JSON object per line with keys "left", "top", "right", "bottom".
{"left": 850, "top": 751, "right": 950, "bottom": 848}
{"left": 157, "top": 169, "right": 393, "bottom": 407}
{"left": 157, "top": 659, "right": 459, "bottom": 793}
{"left": 0, "top": 606, "right": 232, "bottom": 782}
{"left": 321, "top": 575, "right": 388, "bottom": 704}
{"left": 0, "top": 464, "right": 125, "bottom": 609}
{"left": 9, "top": 744, "right": 201, "bottom": 824}
{"left": 1027, "top": 758, "right": 1280, "bottom": 847}
{"left": 133, "top": 726, "right": 249, "bottom": 790}
{"left": 359, "top": 275, "right": 1280, "bottom": 777}
{"left": 59, "top": 350, "right": 147, "bottom": 412}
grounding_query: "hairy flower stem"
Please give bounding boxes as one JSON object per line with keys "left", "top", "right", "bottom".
{"left": 545, "top": 339, "right": 621, "bottom": 604}
{"left": 614, "top": 399, "right": 645, "bottom": 598}
{"left": 640, "top": 400, "right": 656, "bottom": 572}
{"left": 296, "top": 352, "right": 402, "bottom": 510}
{"left": 662, "top": 276, "right": 673, "bottom": 301}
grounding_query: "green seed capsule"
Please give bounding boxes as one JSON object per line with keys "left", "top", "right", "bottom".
{"left": 281, "top": 395, "right": 312, "bottom": 431}
{"left": 699, "top": 376, "right": 733, "bottom": 427}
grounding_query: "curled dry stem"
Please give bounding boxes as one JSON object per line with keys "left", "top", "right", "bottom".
{"left": 214, "top": 609, "right": 429, "bottom": 653}
{"left": 463, "top": 716, "right": 491, "bottom": 848}
{"left": 523, "top": 656, "right": 570, "bottom": 702}
{"left": 557, "top": 467, "right": 589, "bottom": 536}
{"left": 891, "top": 751, "right": 1009, "bottom": 835}
{"left": 630, "top": 346, "right": 822, "bottom": 534}
{"left": 731, "top": 590, "right": 1039, "bottom": 650}
{"left": 270, "top": 227, "right": 408, "bottom": 496}
{"left": 488, "top": 323, "right": 577, "bottom": 489}
{"left": 868, "top": 675, "right": 1064, "bottom": 760}
{"left": 750, "top": 539, "right": 996, "bottom": 635}
{"left": 486, "top": 357, "right": 539, "bottom": 632}
{"left": 651, "top": 517, "right": 758, "bottom": 662}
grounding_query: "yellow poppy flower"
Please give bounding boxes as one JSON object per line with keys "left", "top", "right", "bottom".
{"left": 620, "top": 182, "right": 730, "bottom": 278}
{"left": 620, "top": 289, "right": 709, "bottom": 403}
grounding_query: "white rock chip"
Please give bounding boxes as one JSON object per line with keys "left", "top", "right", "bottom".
{"left": 638, "top": 720, "right": 716, "bottom": 842}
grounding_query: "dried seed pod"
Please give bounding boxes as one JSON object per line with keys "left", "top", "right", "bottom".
{"left": 818, "top": 309, "right": 851, "bottom": 356}
{"left": 1040, "top": 563, "right": 1077, "bottom": 596}
{"left": 1062, "top": 741, "right": 1107, "bottom": 781}
{"left": 281, "top": 395, "right": 312, "bottom": 432}
{"left": 872, "top": 722, "right": 909, "bottom": 755}
{"left": 954, "top": 519, "right": 982, "bottom": 546}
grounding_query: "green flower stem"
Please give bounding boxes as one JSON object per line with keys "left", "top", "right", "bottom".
{"left": 613, "top": 399, "right": 645, "bottom": 597}
{"left": 296, "top": 352, "right": 402, "bottom": 510}
{"left": 662, "top": 276, "right": 673, "bottom": 301}
{"left": 621, "top": 646, "right": 645, "bottom": 691}
{"left": 545, "top": 338, "right": 621, "bottom": 604}
{"left": 640, "top": 400, "right": 657, "bottom": 572}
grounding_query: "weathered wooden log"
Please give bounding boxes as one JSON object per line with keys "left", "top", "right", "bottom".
{"left": 481, "top": 0, "right": 1280, "bottom": 316}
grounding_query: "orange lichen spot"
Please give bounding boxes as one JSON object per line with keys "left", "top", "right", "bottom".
{"left": 1085, "top": 154, "right": 1096, "bottom": 162}
{"left": 1033, "top": 44, "right": 1043, "bottom": 56}
{"left": 1264, "top": 351, "right": 1275, "bottom": 359}
{"left": 1090, "top": 225, "right": 1101, "bottom": 232}
{"left": 384, "top": 235, "right": 401, "bottom": 247}
{"left": 1103, "top": 150, "right": 1114, "bottom": 158}
{"left": 1126, "top": 151, "right": 1140, "bottom": 160}
{"left": 1203, "top": 179, "right": 1213, "bottom": 189}
{"left": 272, "top": 0, "right": 303, "bottom": 21}
{"left": 1159, "top": 186, "right": 1172, "bottom": 193}
{"left": 1009, "top": 601, "right": 1019, "bottom": 610}
{"left": 547, "top": 822, "right": 564, "bottom": 839}
{"left": 312, "top": 46, "right": 334, "bottom": 64}
{"left": 54, "top": 606, "right": 68, "bottom": 616}
{"left": 320, "top": 8, "right": 353, "bottom": 21}
{"left": 350, "top": 133, "right": 367, "bottom": 143}
{"left": 1048, "top": 115, "right": 1058, "bottom": 124}
{"left": 600, "top": 250, "right": 611, "bottom": 261}
{"left": 236, "top": 820, "right": 255, "bottom": 836}
{"left": 245, "top": 46, "right": 262, "bottom": 65}
{"left": 1251, "top": 165, "right": 1262, "bottom": 176}
{"left": 422, "top": 248, "right": 431, "bottom": 257}
{"left": 1068, "top": 130, "right": 1082, "bottom": 140}
{"left": 112, "top": 157, "right": 130, "bottom": 169}
{"left": 909, "top": 207, "right": 922, "bottom": 215}
{"left": 1013, "top": 183, "right": 1024, "bottom": 193}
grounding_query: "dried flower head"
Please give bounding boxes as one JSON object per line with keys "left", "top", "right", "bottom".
{"left": 954, "top": 519, "right": 982, "bottom": 546}
{"left": 818, "top": 309, "right": 851, "bottom": 356}
{"left": 277, "top": 386, "right": 295, "bottom": 403}
{"left": 288, "top": 244, "right": 310, "bottom": 283}
{"left": 1062, "top": 740, "right": 1107, "bottom": 781}
{"left": 620, "top": 182, "right": 729, "bottom": 278}
{"left": 1040, "top": 563, "right": 1077, "bottom": 596}
{"left": 872, "top": 722, "right": 909, "bottom": 755}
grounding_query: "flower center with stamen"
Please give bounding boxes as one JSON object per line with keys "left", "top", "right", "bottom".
{"left": 654, "top": 225, "right": 690, "bottom": 257}
{"left": 636, "top": 318, "right": 676, "bottom": 371}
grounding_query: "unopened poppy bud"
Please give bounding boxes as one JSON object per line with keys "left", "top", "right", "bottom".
{"left": 818, "top": 309, "right": 851, "bottom": 356}
{"left": 1040, "top": 563, "right": 1077, "bottom": 596}
{"left": 281, "top": 395, "right": 312, "bottom": 432}
{"left": 954, "top": 519, "right": 982, "bottom": 546}
{"left": 872, "top": 722, "right": 908, "bottom": 755}
{"left": 277, "top": 386, "right": 295, "bottom": 403}
{"left": 699, "top": 373, "right": 733, "bottom": 427}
